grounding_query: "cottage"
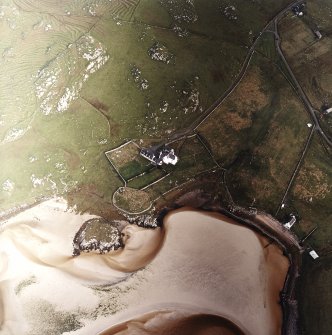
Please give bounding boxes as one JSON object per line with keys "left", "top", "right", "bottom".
{"left": 309, "top": 250, "right": 319, "bottom": 260}
{"left": 140, "top": 145, "right": 178, "bottom": 166}
{"left": 284, "top": 214, "right": 296, "bottom": 229}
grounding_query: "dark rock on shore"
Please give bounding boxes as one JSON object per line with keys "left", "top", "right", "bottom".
{"left": 73, "top": 217, "right": 124, "bottom": 255}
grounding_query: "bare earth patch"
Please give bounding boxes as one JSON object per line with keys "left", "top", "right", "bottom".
{"left": 294, "top": 163, "right": 331, "bottom": 202}
{"left": 220, "top": 67, "right": 269, "bottom": 131}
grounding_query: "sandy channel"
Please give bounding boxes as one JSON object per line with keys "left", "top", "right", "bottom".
{"left": 0, "top": 199, "right": 289, "bottom": 335}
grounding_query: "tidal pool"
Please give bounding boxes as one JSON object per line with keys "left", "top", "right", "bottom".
{"left": 0, "top": 200, "right": 289, "bottom": 335}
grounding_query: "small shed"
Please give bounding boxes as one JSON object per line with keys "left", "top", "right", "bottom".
{"left": 309, "top": 250, "right": 319, "bottom": 260}
{"left": 313, "top": 30, "right": 322, "bottom": 39}
{"left": 323, "top": 107, "right": 332, "bottom": 114}
{"left": 284, "top": 214, "right": 296, "bottom": 230}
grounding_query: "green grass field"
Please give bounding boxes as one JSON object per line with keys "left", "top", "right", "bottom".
{"left": 279, "top": 5, "right": 332, "bottom": 139}
{"left": 1, "top": 0, "right": 293, "bottom": 213}
{"left": 1, "top": 1, "right": 332, "bottom": 333}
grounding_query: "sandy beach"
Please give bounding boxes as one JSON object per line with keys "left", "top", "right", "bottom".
{"left": 0, "top": 200, "right": 289, "bottom": 335}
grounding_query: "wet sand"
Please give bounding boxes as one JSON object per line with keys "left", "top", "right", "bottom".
{"left": 0, "top": 199, "right": 163, "bottom": 334}
{"left": 93, "top": 209, "right": 289, "bottom": 335}
{"left": 100, "top": 311, "right": 246, "bottom": 335}
{"left": 0, "top": 200, "right": 289, "bottom": 335}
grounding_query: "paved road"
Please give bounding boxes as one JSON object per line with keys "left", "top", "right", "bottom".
{"left": 275, "top": 125, "right": 316, "bottom": 216}
{"left": 274, "top": 19, "right": 332, "bottom": 147}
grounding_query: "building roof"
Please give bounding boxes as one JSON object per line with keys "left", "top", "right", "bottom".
{"left": 284, "top": 214, "right": 296, "bottom": 229}
{"left": 309, "top": 250, "right": 319, "bottom": 259}
{"left": 314, "top": 30, "right": 322, "bottom": 39}
{"left": 140, "top": 146, "right": 178, "bottom": 166}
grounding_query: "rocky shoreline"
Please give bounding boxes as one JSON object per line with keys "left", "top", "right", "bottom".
{"left": 73, "top": 217, "right": 124, "bottom": 256}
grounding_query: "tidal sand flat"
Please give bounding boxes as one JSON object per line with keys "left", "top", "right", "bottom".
{"left": 0, "top": 201, "right": 289, "bottom": 335}
{"left": 100, "top": 311, "right": 246, "bottom": 335}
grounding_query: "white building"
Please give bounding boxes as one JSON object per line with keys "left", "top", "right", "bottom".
{"left": 162, "top": 150, "right": 178, "bottom": 165}
{"left": 284, "top": 214, "right": 296, "bottom": 229}
{"left": 314, "top": 30, "right": 322, "bottom": 39}
{"left": 309, "top": 250, "right": 319, "bottom": 260}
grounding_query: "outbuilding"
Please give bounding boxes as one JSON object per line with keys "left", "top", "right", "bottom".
{"left": 284, "top": 214, "right": 296, "bottom": 229}
{"left": 313, "top": 30, "right": 322, "bottom": 39}
{"left": 309, "top": 250, "right": 319, "bottom": 259}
